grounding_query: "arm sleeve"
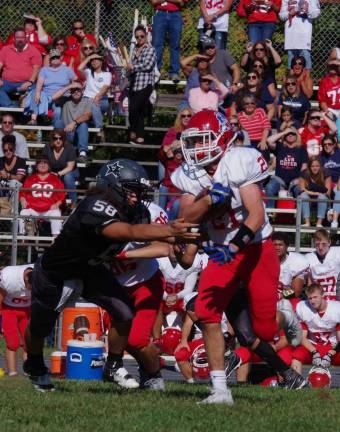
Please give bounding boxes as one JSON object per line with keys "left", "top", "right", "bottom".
{"left": 307, "top": 0, "right": 321, "bottom": 19}
{"left": 178, "top": 271, "right": 198, "bottom": 299}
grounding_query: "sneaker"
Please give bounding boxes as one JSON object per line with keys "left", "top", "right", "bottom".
{"left": 281, "top": 369, "right": 309, "bottom": 390}
{"left": 103, "top": 363, "right": 139, "bottom": 389}
{"left": 277, "top": 299, "right": 302, "bottom": 347}
{"left": 225, "top": 351, "right": 242, "bottom": 379}
{"left": 139, "top": 370, "right": 165, "bottom": 391}
{"left": 77, "top": 152, "right": 87, "bottom": 164}
{"left": 169, "top": 73, "right": 180, "bottom": 83}
{"left": 197, "top": 389, "right": 234, "bottom": 406}
{"left": 30, "top": 373, "right": 55, "bottom": 392}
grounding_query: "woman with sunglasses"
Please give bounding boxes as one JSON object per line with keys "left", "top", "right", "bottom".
{"left": 43, "top": 129, "right": 78, "bottom": 208}
{"left": 73, "top": 39, "right": 97, "bottom": 82}
{"left": 158, "top": 108, "right": 192, "bottom": 218}
{"left": 188, "top": 72, "right": 228, "bottom": 114}
{"left": 228, "top": 114, "right": 251, "bottom": 146}
{"left": 237, "top": 94, "right": 271, "bottom": 160}
{"left": 44, "top": 35, "right": 74, "bottom": 67}
{"left": 241, "top": 40, "right": 281, "bottom": 82}
{"left": 299, "top": 156, "right": 332, "bottom": 227}
{"left": 265, "top": 127, "right": 308, "bottom": 209}
{"left": 278, "top": 74, "right": 311, "bottom": 127}
{"left": 231, "top": 69, "right": 275, "bottom": 119}
{"left": 289, "top": 56, "right": 313, "bottom": 99}
{"left": 320, "top": 135, "right": 340, "bottom": 228}
{"left": 300, "top": 109, "right": 337, "bottom": 157}
{"left": 127, "top": 25, "right": 156, "bottom": 145}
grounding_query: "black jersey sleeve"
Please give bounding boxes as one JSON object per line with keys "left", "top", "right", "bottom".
{"left": 79, "top": 196, "right": 121, "bottom": 229}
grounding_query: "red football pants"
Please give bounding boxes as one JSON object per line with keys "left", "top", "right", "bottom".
{"left": 196, "top": 239, "right": 279, "bottom": 342}
{"left": 1, "top": 304, "right": 30, "bottom": 351}
{"left": 236, "top": 345, "right": 293, "bottom": 366}
{"left": 293, "top": 343, "right": 340, "bottom": 365}
{"left": 126, "top": 270, "right": 164, "bottom": 350}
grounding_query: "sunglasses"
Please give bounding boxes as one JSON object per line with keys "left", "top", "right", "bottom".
{"left": 55, "top": 42, "right": 65, "bottom": 46}
{"left": 73, "top": 26, "right": 84, "bottom": 30}
{"left": 310, "top": 116, "right": 321, "bottom": 120}
{"left": 3, "top": 148, "right": 14, "bottom": 152}
{"left": 181, "top": 114, "right": 192, "bottom": 118}
{"left": 286, "top": 82, "right": 296, "bottom": 86}
{"left": 2, "top": 121, "right": 13, "bottom": 125}
{"left": 50, "top": 56, "right": 60, "bottom": 60}
{"left": 200, "top": 78, "right": 211, "bottom": 83}
{"left": 230, "top": 122, "right": 239, "bottom": 126}
{"left": 83, "top": 46, "right": 94, "bottom": 51}
{"left": 244, "top": 102, "right": 256, "bottom": 105}
{"left": 135, "top": 35, "right": 145, "bottom": 40}
{"left": 323, "top": 142, "right": 335, "bottom": 146}
{"left": 247, "top": 75, "right": 257, "bottom": 80}
{"left": 53, "top": 136, "right": 63, "bottom": 141}
{"left": 255, "top": 48, "right": 265, "bottom": 52}
{"left": 254, "top": 64, "right": 264, "bottom": 68}
{"left": 204, "top": 45, "right": 216, "bottom": 50}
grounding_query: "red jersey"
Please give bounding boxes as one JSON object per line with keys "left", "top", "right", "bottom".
{"left": 236, "top": 0, "right": 281, "bottom": 23}
{"left": 66, "top": 34, "right": 98, "bottom": 58}
{"left": 299, "top": 124, "right": 329, "bottom": 157}
{"left": 20, "top": 173, "right": 66, "bottom": 212}
{"left": 318, "top": 75, "right": 340, "bottom": 110}
{"left": 6, "top": 31, "right": 52, "bottom": 55}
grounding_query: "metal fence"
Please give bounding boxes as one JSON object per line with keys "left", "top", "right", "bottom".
{"left": 0, "top": 0, "right": 338, "bottom": 80}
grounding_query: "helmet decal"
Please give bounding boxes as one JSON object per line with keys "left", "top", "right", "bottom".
{"left": 105, "top": 161, "right": 124, "bottom": 177}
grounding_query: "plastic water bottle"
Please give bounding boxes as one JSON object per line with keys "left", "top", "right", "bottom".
{"left": 36, "top": 129, "right": 42, "bottom": 143}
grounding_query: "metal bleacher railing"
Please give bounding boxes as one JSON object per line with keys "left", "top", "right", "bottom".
{"left": 1, "top": 184, "right": 339, "bottom": 265}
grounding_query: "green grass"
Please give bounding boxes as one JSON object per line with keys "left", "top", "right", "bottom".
{"left": 0, "top": 376, "right": 340, "bottom": 432}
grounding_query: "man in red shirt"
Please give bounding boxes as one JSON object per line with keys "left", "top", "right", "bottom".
{"left": 149, "top": 0, "right": 188, "bottom": 83}
{"left": 318, "top": 61, "right": 340, "bottom": 119}
{"left": 19, "top": 158, "right": 66, "bottom": 237}
{"left": 66, "top": 19, "right": 97, "bottom": 58}
{"left": 0, "top": 28, "right": 42, "bottom": 107}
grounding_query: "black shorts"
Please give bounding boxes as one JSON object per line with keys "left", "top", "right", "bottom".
{"left": 30, "top": 257, "right": 134, "bottom": 338}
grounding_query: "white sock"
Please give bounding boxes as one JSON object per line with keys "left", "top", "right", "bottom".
{"left": 186, "top": 378, "right": 195, "bottom": 384}
{"left": 210, "top": 370, "right": 227, "bottom": 393}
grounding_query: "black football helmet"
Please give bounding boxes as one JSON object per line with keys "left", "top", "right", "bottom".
{"left": 96, "top": 159, "right": 152, "bottom": 205}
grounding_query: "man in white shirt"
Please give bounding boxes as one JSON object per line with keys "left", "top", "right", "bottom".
{"left": 0, "top": 113, "right": 29, "bottom": 158}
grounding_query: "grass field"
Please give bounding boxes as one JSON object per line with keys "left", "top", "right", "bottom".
{"left": 0, "top": 375, "right": 340, "bottom": 432}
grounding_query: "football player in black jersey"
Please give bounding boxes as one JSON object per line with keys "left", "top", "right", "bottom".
{"left": 24, "top": 159, "right": 199, "bottom": 392}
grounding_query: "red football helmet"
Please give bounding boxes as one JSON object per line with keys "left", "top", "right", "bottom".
{"left": 190, "top": 343, "right": 210, "bottom": 379}
{"left": 308, "top": 367, "right": 331, "bottom": 388}
{"left": 161, "top": 327, "right": 182, "bottom": 355}
{"left": 181, "top": 110, "right": 235, "bottom": 167}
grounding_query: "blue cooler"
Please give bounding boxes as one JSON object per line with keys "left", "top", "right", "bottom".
{"left": 66, "top": 340, "right": 105, "bottom": 380}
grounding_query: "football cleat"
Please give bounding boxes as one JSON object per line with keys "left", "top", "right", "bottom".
{"left": 281, "top": 368, "right": 309, "bottom": 390}
{"left": 197, "top": 389, "right": 234, "bottom": 406}
{"left": 30, "top": 374, "right": 55, "bottom": 393}
{"left": 277, "top": 299, "right": 302, "bottom": 347}
{"left": 139, "top": 370, "right": 165, "bottom": 391}
{"left": 103, "top": 363, "right": 139, "bottom": 389}
{"left": 224, "top": 351, "right": 242, "bottom": 379}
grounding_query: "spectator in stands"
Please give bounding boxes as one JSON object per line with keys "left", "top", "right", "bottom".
{"left": 0, "top": 135, "right": 26, "bottom": 215}
{"left": 179, "top": 54, "right": 210, "bottom": 110}
{"left": 197, "top": 0, "right": 232, "bottom": 49}
{"left": 289, "top": 55, "right": 313, "bottom": 98}
{"left": 158, "top": 108, "right": 192, "bottom": 218}
{"left": 19, "top": 157, "right": 66, "bottom": 236}
{"left": 0, "top": 114, "right": 29, "bottom": 158}
{"left": 240, "top": 40, "right": 281, "bottom": 82}
{"left": 329, "top": 47, "right": 340, "bottom": 63}
{"left": 279, "top": 0, "right": 320, "bottom": 71}
{"left": 60, "top": 83, "right": 92, "bottom": 163}
{"left": 66, "top": 19, "right": 97, "bottom": 59}
{"left": 228, "top": 115, "right": 251, "bottom": 146}
{"left": 127, "top": 25, "right": 156, "bottom": 145}
{"left": 299, "top": 156, "right": 332, "bottom": 227}
{"left": 278, "top": 107, "right": 300, "bottom": 130}
{"left": 320, "top": 135, "right": 340, "bottom": 228}
{"left": 230, "top": 69, "right": 275, "bottom": 120}
{"left": 265, "top": 127, "right": 308, "bottom": 209}
{"left": 25, "top": 48, "right": 77, "bottom": 126}
{"left": 6, "top": 15, "right": 52, "bottom": 56}
{"left": 236, "top": 0, "right": 282, "bottom": 43}
{"left": 237, "top": 94, "right": 271, "bottom": 160}
{"left": 43, "top": 129, "right": 78, "bottom": 208}
{"left": 300, "top": 109, "right": 337, "bottom": 157}
{"left": 44, "top": 35, "right": 74, "bottom": 67}
{"left": 278, "top": 75, "right": 311, "bottom": 127}
{"left": 78, "top": 53, "right": 112, "bottom": 142}
{"left": 252, "top": 57, "right": 277, "bottom": 91}
{"left": 149, "top": 0, "right": 188, "bottom": 83}
{"left": 0, "top": 28, "right": 42, "bottom": 108}
{"left": 189, "top": 72, "right": 229, "bottom": 113}
{"left": 318, "top": 60, "right": 340, "bottom": 119}
{"left": 73, "top": 38, "right": 97, "bottom": 82}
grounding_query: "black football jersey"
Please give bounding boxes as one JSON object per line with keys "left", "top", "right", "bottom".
{"left": 41, "top": 194, "right": 150, "bottom": 279}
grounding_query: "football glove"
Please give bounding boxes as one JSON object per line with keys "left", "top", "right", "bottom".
{"left": 203, "top": 243, "right": 236, "bottom": 265}
{"left": 321, "top": 352, "right": 334, "bottom": 368}
{"left": 208, "top": 183, "right": 232, "bottom": 208}
{"left": 311, "top": 350, "right": 322, "bottom": 366}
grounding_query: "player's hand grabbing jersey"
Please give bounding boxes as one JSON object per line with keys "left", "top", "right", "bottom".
{"left": 0, "top": 264, "right": 33, "bottom": 307}
{"left": 41, "top": 194, "right": 150, "bottom": 279}
{"left": 305, "top": 247, "right": 340, "bottom": 300}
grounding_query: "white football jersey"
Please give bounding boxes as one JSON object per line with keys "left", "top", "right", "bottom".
{"left": 296, "top": 300, "right": 340, "bottom": 345}
{"left": 158, "top": 253, "right": 208, "bottom": 299}
{"left": 171, "top": 147, "right": 272, "bottom": 245}
{"left": 111, "top": 202, "right": 169, "bottom": 287}
{"left": 0, "top": 264, "right": 33, "bottom": 307}
{"left": 279, "top": 252, "right": 309, "bottom": 292}
{"left": 305, "top": 247, "right": 340, "bottom": 300}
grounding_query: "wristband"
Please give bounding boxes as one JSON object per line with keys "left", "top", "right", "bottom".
{"left": 229, "top": 224, "right": 255, "bottom": 251}
{"left": 115, "top": 251, "right": 127, "bottom": 260}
